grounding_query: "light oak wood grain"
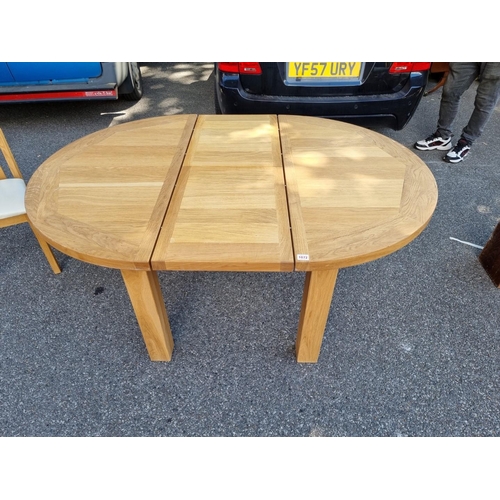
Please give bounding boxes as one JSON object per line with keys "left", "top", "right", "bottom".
{"left": 25, "top": 114, "right": 438, "bottom": 363}
{"left": 25, "top": 115, "right": 196, "bottom": 270}
{"left": 152, "top": 115, "right": 294, "bottom": 272}
{"left": 121, "top": 269, "right": 174, "bottom": 361}
{"left": 0, "top": 127, "right": 61, "bottom": 273}
{"left": 296, "top": 269, "right": 338, "bottom": 363}
{"left": 279, "top": 115, "right": 438, "bottom": 271}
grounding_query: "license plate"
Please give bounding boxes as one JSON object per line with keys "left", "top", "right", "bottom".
{"left": 286, "top": 62, "right": 363, "bottom": 85}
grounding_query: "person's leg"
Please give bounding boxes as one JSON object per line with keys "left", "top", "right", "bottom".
{"left": 443, "top": 63, "right": 500, "bottom": 164}
{"left": 414, "top": 63, "right": 480, "bottom": 151}
{"left": 461, "top": 63, "right": 500, "bottom": 144}
{"left": 437, "top": 62, "right": 480, "bottom": 139}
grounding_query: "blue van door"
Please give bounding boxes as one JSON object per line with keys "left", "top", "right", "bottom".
{"left": 5, "top": 63, "right": 102, "bottom": 84}
{"left": 0, "top": 63, "right": 14, "bottom": 83}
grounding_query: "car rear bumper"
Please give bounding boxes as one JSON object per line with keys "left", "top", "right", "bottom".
{"left": 216, "top": 74, "right": 427, "bottom": 130}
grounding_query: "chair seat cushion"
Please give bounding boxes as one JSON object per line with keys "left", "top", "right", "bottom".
{"left": 0, "top": 178, "right": 27, "bottom": 218}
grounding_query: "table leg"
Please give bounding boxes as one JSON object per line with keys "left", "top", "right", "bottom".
{"left": 121, "top": 269, "right": 174, "bottom": 361}
{"left": 296, "top": 269, "right": 338, "bottom": 363}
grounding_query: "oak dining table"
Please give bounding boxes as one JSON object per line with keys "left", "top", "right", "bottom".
{"left": 25, "top": 114, "right": 438, "bottom": 363}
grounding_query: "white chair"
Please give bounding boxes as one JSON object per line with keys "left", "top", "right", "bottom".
{"left": 0, "top": 128, "right": 61, "bottom": 274}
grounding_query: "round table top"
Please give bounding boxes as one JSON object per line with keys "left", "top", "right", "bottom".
{"left": 25, "top": 114, "right": 438, "bottom": 272}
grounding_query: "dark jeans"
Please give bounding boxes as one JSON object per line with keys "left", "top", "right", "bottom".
{"left": 437, "top": 62, "right": 500, "bottom": 144}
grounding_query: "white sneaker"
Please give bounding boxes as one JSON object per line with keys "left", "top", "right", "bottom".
{"left": 414, "top": 132, "right": 453, "bottom": 151}
{"left": 443, "top": 138, "right": 471, "bottom": 163}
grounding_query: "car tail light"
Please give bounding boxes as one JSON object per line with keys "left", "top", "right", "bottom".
{"left": 389, "top": 62, "right": 431, "bottom": 73}
{"left": 217, "top": 62, "right": 262, "bottom": 75}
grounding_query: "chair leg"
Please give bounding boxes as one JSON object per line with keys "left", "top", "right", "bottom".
{"left": 29, "top": 222, "right": 61, "bottom": 274}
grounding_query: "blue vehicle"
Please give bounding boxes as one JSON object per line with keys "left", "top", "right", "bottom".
{"left": 0, "top": 62, "right": 143, "bottom": 103}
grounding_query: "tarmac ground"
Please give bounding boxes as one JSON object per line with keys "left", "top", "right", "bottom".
{"left": 1, "top": 65, "right": 499, "bottom": 475}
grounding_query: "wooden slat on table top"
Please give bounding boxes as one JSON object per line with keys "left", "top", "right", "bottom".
{"left": 26, "top": 114, "right": 437, "bottom": 274}
{"left": 279, "top": 115, "right": 438, "bottom": 271}
{"left": 25, "top": 115, "right": 197, "bottom": 270}
{"left": 151, "top": 115, "right": 294, "bottom": 272}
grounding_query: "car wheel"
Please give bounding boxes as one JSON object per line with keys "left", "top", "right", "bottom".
{"left": 119, "top": 62, "right": 143, "bottom": 101}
